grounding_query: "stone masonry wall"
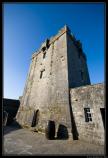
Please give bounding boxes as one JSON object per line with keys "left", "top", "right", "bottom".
{"left": 70, "top": 83, "right": 104, "bottom": 145}
{"left": 67, "top": 32, "right": 90, "bottom": 88}
{"left": 16, "top": 26, "right": 104, "bottom": 142}
{"left": 17, "top": 26, "right": 71, "bottom": 134}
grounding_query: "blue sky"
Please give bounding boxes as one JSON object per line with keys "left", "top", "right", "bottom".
{"left": 3, "top": 3, "right": 105, "bottom": 99}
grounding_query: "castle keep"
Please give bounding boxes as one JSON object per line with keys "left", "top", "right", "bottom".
{"left": 16, "top": 26, "right": 104, "bottom": 145}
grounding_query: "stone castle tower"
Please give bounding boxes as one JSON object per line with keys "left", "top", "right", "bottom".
{"left": 16, "top": 26, "right": 90, "bottom": 135}
{"left": 16, "top": 25, "right": 91, "bottom": 137}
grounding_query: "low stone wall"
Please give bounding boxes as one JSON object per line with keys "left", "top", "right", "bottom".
{"left": 70, "top": 83, "right": 105, "bottom": 145}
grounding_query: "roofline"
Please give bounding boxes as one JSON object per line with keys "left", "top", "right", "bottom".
{"left": 70, "top": 82, "right": 104, "bottom": 90}
{"left": 31, "top": 25, "right": 71, "bottom": 59}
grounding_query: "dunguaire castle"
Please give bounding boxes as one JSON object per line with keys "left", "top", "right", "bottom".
{"left": 16, "top": 25, "right": 104, "bottom": 145}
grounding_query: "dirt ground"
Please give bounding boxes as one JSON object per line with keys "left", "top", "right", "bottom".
{"left": 3, "top": 125, "right": 105, "bottom": 156}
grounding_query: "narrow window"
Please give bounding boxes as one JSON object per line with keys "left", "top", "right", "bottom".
{"left": 40, "top": 69, "right": 45, "bottom": 79}
{"left": 84, "top": 108, "right": 92, "bottom": 122}
{"left": 43, "top": 52, "right": 46, "bottom": 59}
{"left": 31, "top": 109, "right": 40, "bottom": 127}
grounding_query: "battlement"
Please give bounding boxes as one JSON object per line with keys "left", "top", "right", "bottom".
{"left": 32, "top": 25, "right": 71, "bottom": 59}
{"left": 32, "top": 25, "right": 86, "bottom": 62}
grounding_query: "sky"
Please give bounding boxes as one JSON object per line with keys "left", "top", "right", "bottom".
{"left": 3, "top": 3, "right": 105, "bottom": 99}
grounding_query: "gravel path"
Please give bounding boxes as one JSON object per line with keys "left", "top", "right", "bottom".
{"left": 3, "top": 126, "right": 104, "bottom": 156}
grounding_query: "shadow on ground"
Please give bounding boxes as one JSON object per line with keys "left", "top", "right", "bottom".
{"left": 45, "top": 124, "right": 69, "bottom": 140}
{"left": 3, "top": 120, "right": 22, "bottom": 135}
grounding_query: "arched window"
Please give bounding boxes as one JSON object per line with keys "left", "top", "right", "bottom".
{"left": 31, "top": 109, "right": 40, "bottom": 127}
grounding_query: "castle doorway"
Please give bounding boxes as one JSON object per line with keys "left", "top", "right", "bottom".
{"left": 45, "top": 120, "right": 55, "bottom": 139}
{"left": 31, "top": 109, "right": 40, "bottom": 127}
{"left": 100, "top": 108, "right": 105, "bottom": 129}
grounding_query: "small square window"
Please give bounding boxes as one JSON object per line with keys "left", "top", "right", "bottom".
{"left": 84, "top": 108, "right": 92, "bottom": 122}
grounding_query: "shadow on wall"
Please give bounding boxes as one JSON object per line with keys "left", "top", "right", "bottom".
{"left": 68, "top": 91, "right": 79, "bottom": 140}
{"left": 45, "top": 120, "right": 69, "bottom": 140}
